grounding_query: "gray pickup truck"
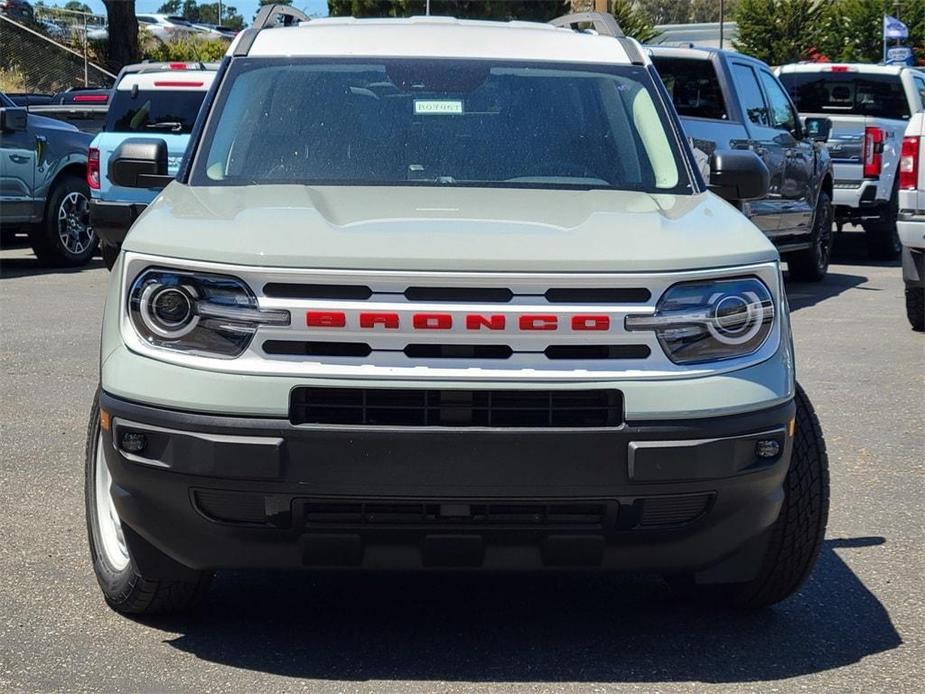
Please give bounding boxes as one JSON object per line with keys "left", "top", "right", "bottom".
{"left": 649, "top": 47, "right": 834, "bottom": 282}
{"left": 0, "top": 91, "right": 99, "bottom": 266}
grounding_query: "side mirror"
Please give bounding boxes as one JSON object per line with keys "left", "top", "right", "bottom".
{"left": 109, "top": 138, "right": 172, "bottom": 189}
{"left": 0, "top": 107, "right": 28, "bottom": 132}
{"left": 804, "top": 117, "right": 832, "bottom": 143}
{"left": 708, "top": 150, "right": 770, "bottom": 202}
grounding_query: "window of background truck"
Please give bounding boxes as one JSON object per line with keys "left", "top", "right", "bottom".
{"left": 651, "top": 56, "right": 728, "bottom": 120}
{"left": 914, "top": 77, "right": 925, "bottom": 110}
{"left": 104, "top": 89, "right": 206, "bottom": 134}
{"left": 778, "top": 72, "right": 911, "bottom": 120}
{"left": 732, "top": 63, "right": 770, "bottom": 128}
{"left": 758, "top": 70, "right": 798, "bottom": 133}
{"left": 193, "top": 58, "right": 690, "bottom": 193}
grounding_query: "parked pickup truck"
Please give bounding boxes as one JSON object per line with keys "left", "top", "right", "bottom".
{"left": 89, "top": 62, "right": 217, "bottom": 269}
{"left": 777, "top": 63, "right": 925, "bottom": 260}
{"left": 0, "top": 91, "right": 98, "bottom": 265}
{"left": 899, "top": 112, "right": 925, "bottom": 330}
{"left": 649, "top": 47, "right": 834, "bottom": 282}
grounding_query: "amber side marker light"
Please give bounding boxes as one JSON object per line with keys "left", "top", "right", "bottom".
{"left": 99, "top": 409, "right": 111, "bottom": 432}
{"left": 788, "top": 417, "right": 796, "bottom": 438}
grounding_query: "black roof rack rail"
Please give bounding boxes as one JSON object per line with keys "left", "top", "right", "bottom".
{"left": 253, "top": 3, "right": 309, "bottom": 29}
{"left": 234, "top": 4, "right": 309, "bottom": 57}
{"left": 549, "top": 12, "right": 624, "bottom": 38}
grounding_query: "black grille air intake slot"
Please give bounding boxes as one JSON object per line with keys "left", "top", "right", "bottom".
{"left": 638, "top": 493, "right": 713, "bottom": 527}
{"left": 195, "top": 490, "right": 268, "bottom": 524}
{"left": 290, "top": 387, "right": 623, "bottom": 427}
{"left": 545, "top": 345, "right": 651, "bottom": 360}
{"left": 545, "top": 288, "right": 651, "bottom": 303}
{"left": 404, "top": 344, "right": 513, "bottom": 359}
{"left": 263, "top": 283, "right": 372, "bottom": 300}
{"left": 263, "top": 340, "right": 372, "bottom": 357}
{"left": 302, "top": 499, "right": 609, "bottom": 528}
{"left": 403, "top": 287, "right": 513, "bottom": 302}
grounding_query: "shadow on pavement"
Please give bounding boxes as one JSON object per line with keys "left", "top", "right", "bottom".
{"left": 0, "top": 235, "right": 104, "bottom": 278}
{"left": 829, "top": 227, "right": 902, "bottom": 268}
{"left": 785, "top": 270, "right": 869, "bottom": 312}
{"left": 152, "top": 536, "right": 899, "bottom": 684}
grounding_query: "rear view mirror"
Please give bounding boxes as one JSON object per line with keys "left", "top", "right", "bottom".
{"left": 708, "top": 150, "right": 769, "bottom": 202}
{"left": 804, "top": 117, "right": 832, "bottom": 143}
{"left": 109, "top": 138, "right": 172, "bottom": 189}
{"left": 0, "top": 107, "right": 28, "bottom": 132}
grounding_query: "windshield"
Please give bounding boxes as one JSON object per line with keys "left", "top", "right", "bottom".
{"left": 779, "top": 71, "right": 910, "bottom": 120}
{"left": 105, "top": 89, "right": 207, "bottom": 134}
{"left": 192, "top": 58, "right": 690, "bottom": 193}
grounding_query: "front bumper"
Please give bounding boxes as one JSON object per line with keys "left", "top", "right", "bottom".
{"left": 89, "top": 199, "right": 147, "bottom": 247}
{"left": 100, "top": 391, "right": 795, "bottom": 578}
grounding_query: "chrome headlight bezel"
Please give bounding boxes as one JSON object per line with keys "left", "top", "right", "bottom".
{"left": 126, "top": 267, "right": 290, "bottom": 359}
{"left": 626, "top": 275, "right": 776, "bottom": 364}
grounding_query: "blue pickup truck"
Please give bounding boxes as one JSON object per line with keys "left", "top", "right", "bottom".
{"left": 0, "top": 91, "right": 103, "bottom": 266}
{"left": 88, "top": 63, "right": 217, "bottom": 268}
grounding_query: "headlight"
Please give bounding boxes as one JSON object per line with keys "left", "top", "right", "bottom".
{"left": 625, "top": 277, "right": 775, "bottom": 364}
{"left": 128, "top": 269, "right": 290, "bottom": 357}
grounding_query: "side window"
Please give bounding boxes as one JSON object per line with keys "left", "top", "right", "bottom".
{"left": 732, "top": 64, "right": 769, "bottom": 128}
{"left": 914, "top": 77, "right": 925, "bottom": 111}
{"left": 651, "top": 56, "right": 728, "bottom": 120}
{"left": 759, "top": 70, "right": 798, "bottom": 133}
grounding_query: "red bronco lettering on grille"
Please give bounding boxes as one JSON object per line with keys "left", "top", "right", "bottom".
{"left": 305, "top": 311, "right": 615, "bottom": 331}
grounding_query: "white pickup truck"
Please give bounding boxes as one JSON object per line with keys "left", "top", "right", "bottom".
{"left": 899, "top": 112, "right": 925, "bottom": 330}
{"left": 777, "top": 64, "right": 925, "bottom": 259}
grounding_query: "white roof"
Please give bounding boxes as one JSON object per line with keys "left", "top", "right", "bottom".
{"left": 116, "top": 71, "right": 217, "bottom": 92}
{"left": 233, "top": 16, "right": 636, "bottom": 65}
{"left": 778, "top": 63, "right": 908, "bottom": 75}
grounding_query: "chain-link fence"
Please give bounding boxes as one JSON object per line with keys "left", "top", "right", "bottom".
{"left": 0, "top": 12, "right": 114, "bottom": 93}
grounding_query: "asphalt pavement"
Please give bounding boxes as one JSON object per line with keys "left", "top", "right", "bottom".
{"left": 0, "top": 229, "right": 922, "bottom": 693}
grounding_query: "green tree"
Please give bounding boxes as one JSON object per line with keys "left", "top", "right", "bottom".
{"left": 63, "top": 1, "right": 93, "bottom": 12}
{"left": 638, "top": 0, "right": 690, "bottom": 25}
{"left": 157, "top": 0, "right": 182, "bottom": 13}
{"left": 611, "top": 0, "right": 659, "bottom": 43}
{"left": 689, "top": 0, "right": 740, "bottom": 23}
{"left": 820, "top": 0, "right": 924, "bottom": 63}
{"left": 733, "top": 0, "right": 831, "bottom": 65}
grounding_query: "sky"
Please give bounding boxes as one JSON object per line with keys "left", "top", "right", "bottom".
{"left": 72, "top": 1, "right": 330, "bottom": 22}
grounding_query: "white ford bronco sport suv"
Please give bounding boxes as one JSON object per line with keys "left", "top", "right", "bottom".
{"left": 86, "top": 8, "right": 829, "bottom": 615}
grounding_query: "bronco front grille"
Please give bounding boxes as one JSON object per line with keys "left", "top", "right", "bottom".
{"left": 290, "top": 387, "right": 623, "bottom": 427}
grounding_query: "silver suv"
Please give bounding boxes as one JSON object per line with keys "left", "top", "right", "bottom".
{"left": 85, "top": 9, "right": 828, "bottom": 615}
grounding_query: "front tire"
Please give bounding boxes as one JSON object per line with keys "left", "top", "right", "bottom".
{"left": 29, "top": 174, "right": 98, "bottom": 267}
{"left": 786, "top": 190, "right": 833, "bottom": 282}
{"left": 86, "top": 395, "right": 212, "bottom": 615}
{"left": 906, "top": 287, "right": 925, "bottom": 331}
{"left": 668, "top": 383, "right": 830, "bottom": 609}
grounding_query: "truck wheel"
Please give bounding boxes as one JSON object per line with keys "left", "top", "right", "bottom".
{"left": 907, "top": 287, "right": 925, "bottom": 331}
{"left": 29, "top": 174, "right": 98, "bottom": 267}
{"left": 668, "top": 383, "right": 829, "bottom": 609}
{"left": 863, "top": 190, "right": 901, "bottom": 261}
{"left": 786, "top": 190, "right": 833, "bottom": 282}
{"left": 100, "top": 242, "right": 120, "bottom": 270}
{"left": 86, "top": 395, "right": 212, "bottom": 615}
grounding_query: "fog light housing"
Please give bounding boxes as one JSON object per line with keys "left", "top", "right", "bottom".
{"left": 755, "top": 439, "right": 781, "bottom": 459}
{"left": 120, "top": 431, "right": 148, "bottom": 453}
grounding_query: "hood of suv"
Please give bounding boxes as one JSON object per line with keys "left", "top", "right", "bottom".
{"left": 123, "top": 184, "right": 777, "bottom": 272}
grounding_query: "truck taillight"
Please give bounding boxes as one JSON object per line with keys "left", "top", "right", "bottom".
{"left": 87, "top": 147, "right": 100, "bottom": 190}
{"left": 899, "top": 136, "right": 920, "bottom": 190}
{"left": 863, "top": 127, "right": 884, "bottom": 179}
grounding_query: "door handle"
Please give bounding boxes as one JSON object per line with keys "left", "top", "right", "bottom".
{"left": 9, "top": 154, "right": 30, "bottom": 164}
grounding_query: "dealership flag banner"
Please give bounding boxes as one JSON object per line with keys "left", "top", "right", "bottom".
{"left": 883, "top": 15, "right": 909, "bottom": 39}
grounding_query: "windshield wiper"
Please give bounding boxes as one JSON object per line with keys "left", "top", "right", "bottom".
{"left": 144, "top": 121, "right": 183, "bottom": 132}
